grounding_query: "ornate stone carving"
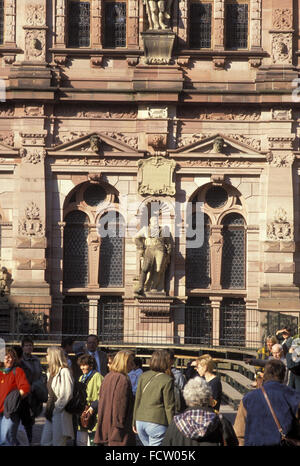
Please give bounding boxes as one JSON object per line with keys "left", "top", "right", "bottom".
{"left": 268, "top": 137, "right": 294, "bottom": 150}
{"left": 24, "top": 105, "right": 44, "bottom": 117}
{"left": 55, "top": 0, "right": 66, "bottom": 45}
{"left": 213, "top": 57, "right": 226, "bottom": 69}
{"left": 272, "top": 109, "right": 292, "bottom": 121}
{"left": 0, "top": 266, "right": 11, "bottom": 295}
{"left": 89, "top": 135, "right": 101, "bottom": 153}
{"left": 0, "top": 132, "right": 14, "bottom": 147}
{"left": 54, "top": 55, "right": 68, "bottom": 66}
{"left": 267, "top": 208, "right": 293, "bottom": 241}
{"left": 147, "top": 106, "right": 168, "bottom": 119}
{"left": 266, "top": 152, "right": 295, "bottom": 167}
{"left": 0, "top": 104, "right": 14, "bottom": 117}
{"left": 228, "top": 134, "right": 261, "bottom": 152}
{"left": 177, "top": 107, "right": 260, "bottom": 121}
{"left": 90, "top": 56, "right": 104, "bottom": 67}
{"left": 4, "top": 0, "right": 16, "bottom": 44}
{"left": 19, "top": 147, "right": 46, "bottom": 164}
{"left": 26, "top": 3, "right": 46, "bottom": 26}
{"left": 214, "top": 0, "right": 225, "bottom": 49}
{"left": 250, "top": 0, "right": 262, "bottom": 48}
{"left": 272, "top": 33, "right": 293, "bottom": 65}
{"left": 18, "top": 202, "right": 45, "bottom": 237}
{"left": 138, "top": 155, "right": 176, "bottom": 195}
{"left": 25, "top": 29, "right": 46, "bottom": 62}
{"left": 272, "top": 9, "right": 293, "bottom": 30}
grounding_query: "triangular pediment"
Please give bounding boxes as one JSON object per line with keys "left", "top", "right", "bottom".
{"left": 170, "top": 133, "right": 264, "bottom": 158}
{"left": 48, "top": 132, "right": 140, "bottom": 156}
{"left": 0, "top": 141, "right": 18, "bottom": 155}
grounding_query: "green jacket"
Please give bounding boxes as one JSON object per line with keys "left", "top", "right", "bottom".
{"left": 133, "top": 370, "right": 175, "bottom": 427}
{"left": 79, "top": 371, "right": 103, "bottom": 432}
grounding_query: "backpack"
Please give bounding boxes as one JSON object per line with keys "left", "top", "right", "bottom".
{"left": 65, "top": 370, "right": 95, "bottom": 415}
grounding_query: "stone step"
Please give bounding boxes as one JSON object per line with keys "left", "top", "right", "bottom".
{"left": 219, "top": 369, "right": 253, "bottom": 395}
{"left": 221, "top": 380, "right": 243, "bottom": 411}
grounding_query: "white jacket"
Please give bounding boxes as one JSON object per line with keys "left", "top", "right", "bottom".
{"left": 51, "top": 367, "right": 74, "bottom": 439}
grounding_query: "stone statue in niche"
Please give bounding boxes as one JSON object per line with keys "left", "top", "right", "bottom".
{"left": 134, "top": 216, "right": 172, "bottom": 295}
{"left": 144, "top": 0, "right": 173, "bottom": 30}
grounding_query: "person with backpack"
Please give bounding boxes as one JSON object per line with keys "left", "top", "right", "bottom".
{"left": 40, "top": 346, "right": 74, "bottom": 446}
{"left": 0, "top": 347, "right": 30, "bottom": 446}
{"left": 76, "top": 354, "right": 103, "bottom": 446}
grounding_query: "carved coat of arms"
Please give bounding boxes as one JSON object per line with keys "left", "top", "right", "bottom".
{"left": 137, "top": 156, "right": 176, "bottom": 196}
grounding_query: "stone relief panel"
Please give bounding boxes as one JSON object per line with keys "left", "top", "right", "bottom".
{"left": 267, "top": 208, "right": 293, "bottom": 241}
{"left": 272, "top": 8, "right": 293, "bottom": 30}
{"left": 177, "top": 107, "right": 261, "bottom": 121}
{"left": 272, "top": 33, "right": 293, "bottom": 65}
{"left": 18, "top": 202, "right": 45, "bottom": 238}
{"left": 266, "top": 152, "right": 295, "bottom": 168}
{"left": 250, "top": 0, "right": 262, "bottom": 49}
{"left": 19, "top": 147, "right": 46, "bottom": 164}
{"left": 26, "top": 3, "right": 46, "bottom": 26}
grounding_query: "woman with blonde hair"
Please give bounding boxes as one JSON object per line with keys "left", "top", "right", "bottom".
{"left": 196, "top": 355, "right": 222, "bottom": 412}
{"left": 132, "top": 349, "right": 175, "bottom": 446}
{"left": 40, "top": 346, "right": 74, "bottom": 446}
{"left": 94, "top": 350, "right": 136, "bottom": 446}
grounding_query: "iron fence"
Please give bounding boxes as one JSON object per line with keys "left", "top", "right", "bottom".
{"left": 1, "top": 301, "right": 299, "bottom": 350}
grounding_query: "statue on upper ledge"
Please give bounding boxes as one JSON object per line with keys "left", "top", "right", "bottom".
{"left": 144, "top": 0, "right": 173, "bottom": 30}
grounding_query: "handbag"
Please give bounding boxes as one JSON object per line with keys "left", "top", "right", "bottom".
{"left": 261, "top": 385, "right": 300, "bottom": 447}
{"left": 80, "top": 405, "right": 97, "bottom": 431}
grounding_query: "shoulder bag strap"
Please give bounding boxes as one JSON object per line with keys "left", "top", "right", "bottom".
{"left": 261, "top": 385, "right": 286, "bottom": 439}
{"left": 142, "top": 372, "right": 163, "bottom": 394}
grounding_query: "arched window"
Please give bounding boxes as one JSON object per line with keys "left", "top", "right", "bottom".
{"left": 221, "top": 213, "right": 246, "bottom": 289}
{"left": 63, "top": 210, "right": 89, "bottom": 288}
{"left": 186, "top": 213, "right": 211, "bottom": 288}
{"left": 98, "top": 211, "right": 125, "bottom": 287}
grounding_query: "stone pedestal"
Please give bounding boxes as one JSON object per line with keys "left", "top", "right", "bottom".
{"left": 141, "top": 30, "right": 175, "bottom": 65}
{"left": 137, "top": 294, "right": 174, "bottom": 323}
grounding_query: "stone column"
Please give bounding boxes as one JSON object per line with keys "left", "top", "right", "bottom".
{"left": 87, "top": 295, "right": 99, "bottom": 335}
{"left": 87, "top": 224, "right": 101, "bottom": 288}
{"left": 209, "top": 226, "right": 223, "bottom": 290}
{"left": 214, "top": 0, "right": 225, "bottom": 51}
{"left": 210, "top": 296, "right": 222, "bottom": 346}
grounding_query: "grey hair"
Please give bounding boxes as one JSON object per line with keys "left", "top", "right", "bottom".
{"left": 183, "top": 377, "right": 212, "bottom": 408}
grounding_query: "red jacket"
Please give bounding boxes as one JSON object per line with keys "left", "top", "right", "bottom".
{"left": 0, "top": 367, "right": 30, "bottom": 413}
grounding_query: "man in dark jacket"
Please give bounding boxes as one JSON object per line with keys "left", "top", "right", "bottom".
{"left": 234, "top": 359, "right": 300, "bottom": 446}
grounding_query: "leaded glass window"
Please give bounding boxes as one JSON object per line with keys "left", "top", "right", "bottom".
{"left": 68, "top": 1, "right": 91, "bottom": 47}
{"left": 84, "top": 185, "right": 107, "bottom": 207}
{"left": 104, "top": 2, "right": 126, "bottom": 48}
{"left": 186, "top": 213, "right": 211, "bottom": 288}
{"left": 98, "top": 296, "right": 124, "bottom": 343}
{"left": 185, "top": 297, "right": 212, "bottom": 345}
{"left": 220, "top": 298, "right": 246, "bottom": 347}
{"left": 62, "top": 296, "right": 89, "bottom": 335}
{"left": 225, "top": 3, "right": 248, "bottom": 49}
{"left": 221, "top": 213, "right": 246, "bottom": 289}
{"left": 0, "top": 1, "right": 4, "bottom": 45}
{"left": 190, "top": 2, "right": 212, "bottom": 49}
{"left": 205, "top": 186, "right": 228, "bottom": 209}
{"left": 98, "top": 212, "right": 124, "bottom": 287}
{"left": 63, "top": 210, "right": 89, "bottom": 288}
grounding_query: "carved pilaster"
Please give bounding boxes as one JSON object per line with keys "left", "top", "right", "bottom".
{"left": 4, "top": 0, "right": 16, "bottom": 44}
{"left": 128, "top": 0, "right": 139, "bottom": 47}
{"left": 178, "top": 0, "right": 188, "bottom": 46}
{"left": 91, "top": 0, "right": 102, "bottom": 47}
{"left": 88, "top": 225, "right": 101, "bottom": 287}
{"left": 209, "top": 226, "right": 223, "bottom": 290}
{"left": 250, "top": 0, "right": 262, "bottom": 49}
{"left": 55, "top": 0, "right": 66, "bottom": 46}
{"left": 214, "top": 0, "right": 224, "bottom": 51}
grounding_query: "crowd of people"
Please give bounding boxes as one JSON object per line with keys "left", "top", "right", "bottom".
{"left": 1, "top": 327, "right": 300, "bottom": 446}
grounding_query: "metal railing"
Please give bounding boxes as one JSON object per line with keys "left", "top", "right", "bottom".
{"left": 1, "top": 302, "right": 299, "bottom": 350}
